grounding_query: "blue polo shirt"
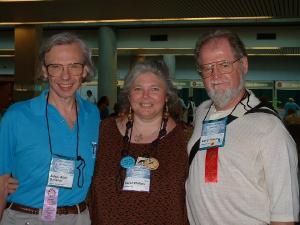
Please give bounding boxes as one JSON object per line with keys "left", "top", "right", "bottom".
{"left": 0, "top": 90, "right": 100, "bottom": 208}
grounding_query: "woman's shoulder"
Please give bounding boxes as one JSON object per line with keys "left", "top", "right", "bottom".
{"left": 100, "top": 116, "right": 117, "bottom": 130}
{"left": 168, "top": 120, "right": 193, "bottom": 143}
{"left": 177, "top": 122, "right": 193, "bottom": 140}
{"left": 100, "top": 115, "right": 128, "bottom": 136}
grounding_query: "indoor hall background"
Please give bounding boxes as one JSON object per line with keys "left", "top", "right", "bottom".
{"left": 0, "top": 0, "right": 300, "bottom": 115}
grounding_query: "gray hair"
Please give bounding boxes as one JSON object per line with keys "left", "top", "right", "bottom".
{"left": 194, "top": 30, "right": 247, "bottom": 66}
{"left": 119, "top": 59, "right": 178, "bottom": 116}
{"left": 37, "top": 32, "right": 94, "bottom": 82}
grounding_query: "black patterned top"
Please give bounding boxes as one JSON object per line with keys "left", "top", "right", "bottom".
{"left": 90, "top": 117, "right": 189, "bottom": 225}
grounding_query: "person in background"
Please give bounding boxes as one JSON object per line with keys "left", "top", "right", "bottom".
{"left": 90, "top": 59, "right": 189, "bottom": 225}
{"left": 283, "top": 108, "right": 300, "bottom": 126}
{"left": 187, "top": 96, "right": 196, "bottom": 125}
{"left": 259, "top": 95, "right": 273, "bottom": 108}
{"left": 186, "top": 29, "right": 298, "bottom": 225}
{"left": 284, "top": 97, "right": 300, "bottom": 117}
{"left": 97, "top": 95, "right": 109, "bottom": 120}
{"left": 86, "top": 90, "right": 96, "bottom": 104}
{"left": 177, "top": 94, "right": 188, "bottom": 123}
{"left": 109, "top": 102, "right": 122, "bottom": 118}
{"left": 0, "top": 32, "right": 100, "bottom": 225}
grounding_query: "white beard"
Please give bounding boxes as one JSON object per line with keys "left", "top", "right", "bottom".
{"left": 207, "top": 76, "right": 245, "bottom": 109}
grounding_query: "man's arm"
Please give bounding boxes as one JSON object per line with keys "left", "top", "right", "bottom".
{"left": 261, "top": 120, "right": 299, "bottom": 225}
{"left": 0, "top": 174, "right": 10, "bottom": 220}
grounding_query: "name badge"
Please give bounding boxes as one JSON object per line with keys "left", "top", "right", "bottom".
{"left": 123, "top": 166, "right": 150, "bottom": 192}
{"left": 48, "top": 156, "right": 75, "bottom": 188}
{"left": 200, "top": 117, "right": 227, "bottom": 150}
{"left": 41, "top": 186, "right": 59, "bottom": 222}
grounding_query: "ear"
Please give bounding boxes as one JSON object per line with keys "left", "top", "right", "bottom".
{"left": 82, "top": 65, "right": 88, "bottom": 79}
{"left": 128, "top": 95, "right": 131, "bottom": 104}
{"left": 241, "top": 56, "right": 248, "bottom": 76}
{"left": 165, "top": 97, "right": 168, "bottom": 104}
{"left": 42, "top": 65, "right": 48, "bottom": 80}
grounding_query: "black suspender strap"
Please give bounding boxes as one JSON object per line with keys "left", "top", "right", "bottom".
{"left": 188, "top": 139, "right": 200, "bottom": 166}
{"left": 226, "top": 114, "right": 239, "bottom": 124}
{"left": 244, "top": 102, "right": 281, "bottom": 119}
{"left": 188, "top": 104, "right": 280, "bottom": 167}
{"left": 188, "top": 114, "right": 238, "bottom": 166}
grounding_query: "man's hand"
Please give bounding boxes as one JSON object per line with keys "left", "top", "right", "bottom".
{"left": 7, "top": 177, "right": 18, "bottom": 195}
{"left": 0, "top": 174, "right": 10, "bottom": 220}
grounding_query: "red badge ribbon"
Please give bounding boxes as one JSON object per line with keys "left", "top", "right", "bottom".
{"left": 205, "top": 147, "right": 218, "bottom": 183}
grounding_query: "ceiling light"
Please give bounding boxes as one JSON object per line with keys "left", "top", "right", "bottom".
{"left": 0, "top": 0, "right": 52, "bottom": 2}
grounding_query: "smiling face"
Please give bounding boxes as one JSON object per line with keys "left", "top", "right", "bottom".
{"left": 197, "top": 37, "right": 248, "bottom": 110}
{"left": 42, "top": 43, "right": 88, "bottom": 102}
{"left": 129, "top": 72, "right": 168, "bottom": 121}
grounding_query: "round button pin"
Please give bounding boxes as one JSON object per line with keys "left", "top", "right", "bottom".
{"left": 144, "top": 157, "right": 159, "bottom": 170}
{"left": 120, "top": 156, "right": 135, "bottom": 169}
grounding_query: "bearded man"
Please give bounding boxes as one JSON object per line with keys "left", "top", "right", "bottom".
{"left": 186, "top": 29, "right": 299, "bottom": 225}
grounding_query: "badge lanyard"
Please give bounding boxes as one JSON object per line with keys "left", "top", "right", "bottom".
{"left": 202, "top": 91, "right": 249, "bottom": 183}
{"left": 45, "top": 94, "right": 85, "bottom": 188}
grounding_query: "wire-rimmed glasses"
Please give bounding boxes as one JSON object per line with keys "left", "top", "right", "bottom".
{"left": 45, "top": 63, "right": 84, "bottom": 77}
{"left": 197, "top": 57, "right": 242, "bottom": 79}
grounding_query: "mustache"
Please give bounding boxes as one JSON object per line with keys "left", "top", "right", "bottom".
{"left": 210, "top": 80, "right": 230, "bottom": 85}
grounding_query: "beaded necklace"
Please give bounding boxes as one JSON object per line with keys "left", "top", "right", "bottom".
{"left": 116, "top": 112, "right": 168, "bottom": 190}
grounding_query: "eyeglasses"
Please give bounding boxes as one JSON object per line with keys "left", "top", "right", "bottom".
{"left": 197, "top": 57, "right": 242, "bottom": 79}
{"left": 45, "top": 63, "right": 84, "bottom": 77}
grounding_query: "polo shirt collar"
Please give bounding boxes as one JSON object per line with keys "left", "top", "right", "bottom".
{"left": 208, "top": 89, "right": 260, "bottom": 120}
{"left": 231, "top": 89, "right": 260, "bottom": 118}
{"left": 30, "top": 89, "right": 89, "bottom": 118}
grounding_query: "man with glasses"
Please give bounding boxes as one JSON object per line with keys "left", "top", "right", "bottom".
{"left": 0, "top": 32, "right": 100, "bottom": 225}
{"left": 186, "top": 30, "right": 299, "bottom": 225}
